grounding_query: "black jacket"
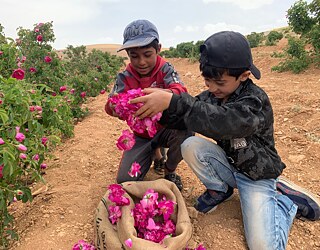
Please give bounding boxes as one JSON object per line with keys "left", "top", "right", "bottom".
{"left": 160, "top": 79, "right": 285, "bottom": 180}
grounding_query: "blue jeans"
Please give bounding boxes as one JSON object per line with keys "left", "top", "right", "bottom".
{"left": 181, "top": 136, "right": 298, "bottom": 250}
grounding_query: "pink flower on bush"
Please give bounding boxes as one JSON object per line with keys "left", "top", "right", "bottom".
{"left": 11, "top": 68, "right": 25, "bottom": 80}
{"left": 128, "top": 162, "right": 141, "bottom": 177}
{"left": 34, "top": 28, "right": 39, "bottom": 33}
{"left": 52, "top": 92, "right": 57, "bottom": 96}
{"left": 41, "top": 137, "right": 48, "bottom": 146}
{"left": 80, "top": 91, "right": 86, "bottom": 98}
{"left": 72, "top": 240, "right": 95, "bottom": 250}
{"left": 0, "top": 164, "right": 4, "bottom": 178}
{"left": 0, "top": 51, "right": 3, "bottom": 56}
{"left": 0, "top": 138, "right": 4, "bottom": 145}
{"left": 17, "top": 144, "right": 27, "bottom": 151}
{"left": 40, "top": 163, "right": 47, "bottom": 169}
{"left": 0, "top": 99, "right": 2, "bottom": 104}
{"left": 116, "top": 129, "right": 135, "bottom": 151}
{"left": 36, "top": 35, "right": 43, "bottom": 42}
{"left": 70, "top": 89, "right": 75, "bottom": 94}
{"left": 15, "top": 127, "right": 25, "bottom": 142}
{"left": 19, "top": 153, "right": 27, "bottom": 160}
{"left": 59, "top": 86, "right": 67, "bottom": 92}
{"left": 100, "top": 89, "right": 106, "bottom": 94}
{"left": 35, "top": 105, "right": 42, "bottom": 112}
{"left": 29, "top": 67, "right": 37, "bottom": 73}
{"left": 29, "top": 106, "right": 35, "bottom": 112}
{"left": 44, "top": 56, "right": 52, "bottom": 63}
{"left": 32, "top": 154, "right": 40, "bottom": 161}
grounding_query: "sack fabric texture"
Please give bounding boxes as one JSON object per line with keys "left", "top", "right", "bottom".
{"left": 94, "top": 179, "right": 192, "bottom": 250}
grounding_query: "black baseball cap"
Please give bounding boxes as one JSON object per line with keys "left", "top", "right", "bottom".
{"left": 199, "top": 31, "right": 261, "bottom": 79}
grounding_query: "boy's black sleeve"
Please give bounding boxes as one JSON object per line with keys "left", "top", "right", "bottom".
{"left": 159, "top": 91, "right": 266, "bottom": 140}
{"left": 159, "top": 94, "right": 188, "bottom": 130}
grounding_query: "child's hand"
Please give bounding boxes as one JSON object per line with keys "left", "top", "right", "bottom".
{"left": 129, "top": 88, "right": 173, "bottom": 119}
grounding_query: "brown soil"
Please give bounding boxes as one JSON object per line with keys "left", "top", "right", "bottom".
{"left": 10, "top": 39, "right": 320, "bottom": 250}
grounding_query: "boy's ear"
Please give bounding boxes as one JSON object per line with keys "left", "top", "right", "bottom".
{"left": 239, "top": 70, "right": 251, "bottom": 81}
{"left": 158, "top": 43, "right": 162, "bottom": 53}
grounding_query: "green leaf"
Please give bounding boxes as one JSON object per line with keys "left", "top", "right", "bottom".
{"left": 0, "top": 109, "right": 8, "bottom": 124}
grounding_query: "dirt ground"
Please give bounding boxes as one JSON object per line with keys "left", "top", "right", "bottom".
{"left": 9, "top": 39, "right": 320, "bottom": 250}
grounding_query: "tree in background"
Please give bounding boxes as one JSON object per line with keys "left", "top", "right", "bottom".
{"left": 273, "top": 0, "right": 319, "bottom": 73}
{"left": 246, "top": 32, "right": 264, "bottom": 48}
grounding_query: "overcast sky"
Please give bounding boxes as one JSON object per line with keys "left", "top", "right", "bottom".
{"left": 0, "top": 0, "right": 310, "bottom": 50}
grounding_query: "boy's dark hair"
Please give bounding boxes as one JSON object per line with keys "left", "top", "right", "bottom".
{"left": 199, "top": 31, "right": 261, "bottom": 80}
{"left": 200, "top": 64, "right": 248, "bottom": 80}
{"left": 126, "top": 39, "right": 160, "bottom": 53}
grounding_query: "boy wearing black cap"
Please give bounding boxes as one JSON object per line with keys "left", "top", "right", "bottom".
{"left": 130, "top": 31, "right": 320, "bottom": 249}
{"left": 105, "top": 19, "right": 192, "bottom": 191}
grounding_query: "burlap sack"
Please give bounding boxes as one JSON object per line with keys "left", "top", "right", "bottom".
{"left": 94, "top": 179, "right": 192, "bottom": 250}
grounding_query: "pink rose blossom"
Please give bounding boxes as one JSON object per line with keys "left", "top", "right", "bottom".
{"left": 35, "top": 105, "right": 42, "bottom": 111}
{"left": 40, "top": 163, "right": 47, "bottom": 169}
{"left": 41, "top": 137, "right": 48, "bottom": 146}
{"left": 80, "top": 92, "right": 86, "bottom": 98}
{"left": 0, "top": 51, "right": 3, "bottom": 56}
{"left": 52, "top": 92, "right": 57, "bottom": 96}
{"left": 128, "top": 162, "right": 141, "bottom": 178}
{"left": 11, "top": 68, "right": 25, "bottom": 80}
{"left": 70, "top": 89, "right": 75, "bottom": 94}
{"left": 32, "top": 154, "right": 40, "bottom": 161}
{"left": 29, "top": 106, "right": 35, "bottom": 112}
{"left": 36, "top": 35, "right": 43, "bottom": 42}
{"left": 17, "top": 144, "right": 27, "bottom": 151}
{"left": 59, "top": 86, "right": 67, "bottom": 92}
{"left": 124, "top": 238, "right": 132, "bottom": 248}
{"left": 116, "top": 129, "right": 135, "bottom": 151}
{"left": 0, "top": 164, "right": 3, "bottom": 178}
{"left": 108, "top": 205, "right": 122, "bottom": 224}
{"left": 15, "top": 127, "right": 25, "bottom": 142}
{"left": 72, "top": 240, "right": 95, "bottom": 250}
{"left": 19, "top": 153, "right": 27, "bottom": 160}
{"left": 100, "top": 89, "right": 106, "bottom": 94}
{"left": 29, "top": 67, "right": 37, "bottom": 72}
{"left": 34, "top": 28, "right": 39, "bottom": 32}
{"left": 0, "top": 138, "right": 4, "bottom": 145}
{"left": 44, "top": 56, "right": 52, "bottom": 63}
{"left": 107, "top": 185, "right": 177, "bottom": 244}
{"left": 146, "top": 218, "right": 160, "bottom": 230}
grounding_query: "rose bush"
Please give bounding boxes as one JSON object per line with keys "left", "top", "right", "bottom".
{"left": 0, "top": 21, "right": 125, "bottom": 247}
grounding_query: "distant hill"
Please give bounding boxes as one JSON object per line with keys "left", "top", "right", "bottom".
{"left": 57, "top": 27, "right": 293, "bottom": 58}
{"left": 85, "top": 44, "right": 127, "bottom": 57}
